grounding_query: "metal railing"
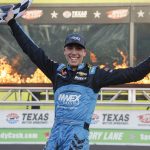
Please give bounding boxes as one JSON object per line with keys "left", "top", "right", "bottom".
{"left": 0, "top": 86, "right": 150, "bottom": 106}
{"left": 0, "top": 87, "right": 53, "bottom": 106}
{"left": 100, "top": 87, "right": 150, "bottom": 106}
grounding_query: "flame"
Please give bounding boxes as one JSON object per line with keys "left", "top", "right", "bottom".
{"left": 26, "top": 68, "right": 50, "bottom": 83}
{"left": 113, "top": 48, "right": 128, "bottom": 69}
{"left": 90, "top": 51, "right": 97, "bottom": 63}
{"left": 0, "top": 57, "right": 23, "bottom": 84}
{"left": 0, "top": 57, "right": 51, "bottom": 84}
{"left": 136, "top": 74, "right": 150, "bottom": 84}
{"left": 0, "top": 49, "right": 149, "bottom": 84}
{"left": 99, "top": 49, "right": 150, "bottom": 84}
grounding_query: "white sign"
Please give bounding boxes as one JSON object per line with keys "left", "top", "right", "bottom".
{"left": 90, "top": 110, "right": 150, "bottom": 129}
{"left": 0, "top": 110, "right": 149, "bottom": 129}
{"left": 0, "top": 110, "right": 54, "bottom": 128}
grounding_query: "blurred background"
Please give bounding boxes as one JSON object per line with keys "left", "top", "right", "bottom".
{"left": 0, "top": 0, "right": 150, "bottom": 150}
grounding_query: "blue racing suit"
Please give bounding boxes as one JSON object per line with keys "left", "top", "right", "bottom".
{"left": 8, "top": 19, "right": 150, "bottom": 150}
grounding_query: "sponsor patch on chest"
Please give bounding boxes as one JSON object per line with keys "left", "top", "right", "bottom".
{"left": 58, "top": 93, "right": 81, "bottom": 107}
{"left": 74, "top": 76, "right": 87, "bottom": 81}
{"left": 74, "top": 71, "right": 87, "bottom": 81}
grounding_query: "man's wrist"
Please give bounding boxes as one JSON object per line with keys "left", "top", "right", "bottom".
{"left": 7, "top": 18, "right": 16, "bottom": 26}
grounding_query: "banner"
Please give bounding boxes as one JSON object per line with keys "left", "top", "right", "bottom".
{"left": 90, "top": 129, "right": 150, "bottom": 145}
{"left": 0, "top": 110, "right": 149, "bottom": 129}
{"left": 1, "top": 0, "right": 150, "bottom": 4}
{"left": 91, "top": 110, "right": 150, "bottom": 130}
{"left": 0, "top": 110, "right": 54, "bottom": 128}
{"left": 15, "top": 6, "right": 150, "bottom": 24}
{"left": 0, "top": 128, "right": 150, "bottom": 145}
{"left": 19, "top": 6, "right": 130, "bottom": 24}
{"left": 1, "top": 5, "right": 150, "bottom": 24}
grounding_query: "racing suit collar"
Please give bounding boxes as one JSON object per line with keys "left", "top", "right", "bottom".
{"left": 67, "top": 63, "right": 85, "bottom": 71}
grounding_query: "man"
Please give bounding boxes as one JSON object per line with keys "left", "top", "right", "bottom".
{"left": 5, "top": 10, "right": 150, "bottom": 150}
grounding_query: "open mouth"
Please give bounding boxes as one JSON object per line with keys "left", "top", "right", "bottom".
{"left": 69, "top": 56, "right": 79, "bottom": 62}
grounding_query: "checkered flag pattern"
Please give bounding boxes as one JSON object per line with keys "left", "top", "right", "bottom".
{"left": 0, "top": 0, "right": 32, "bottom": 23}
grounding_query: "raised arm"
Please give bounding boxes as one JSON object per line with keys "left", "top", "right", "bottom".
{"left": 5, "top": 8, "right": 59, "bottom": 83}
{"left": 94, "top": 57, "right": 150, "bottom": 90}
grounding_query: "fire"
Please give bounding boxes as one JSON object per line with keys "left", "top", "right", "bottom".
{"left": 0, "top": 57, "right": 51, "bottom": 84}
{"left": 26, "top": 68, "right": 51, "bottom": 83}
{"left": 113, "top": 49, "right": 128, "bottom": 69}
{"left": 99, "top": 49, "right": 150, "bottom": 84}
{"left": 1, "top": 70, "right": 7, "bottom": 78}
{"left": 90, "top": 51, "right": 97, "bottom": 63}
{"left": 0, "top": 49, "right": 149, "bottom": 84}
{"left": 0, "top": 57, "right": 23, "bottom": 84}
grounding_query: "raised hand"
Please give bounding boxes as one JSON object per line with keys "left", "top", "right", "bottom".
{"left": 5, "top": 7, "right": 14, "bottom": 23}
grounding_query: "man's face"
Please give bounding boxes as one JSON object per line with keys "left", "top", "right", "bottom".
{"left": 64, "top": 44, "right": 86, "bottom": 67}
